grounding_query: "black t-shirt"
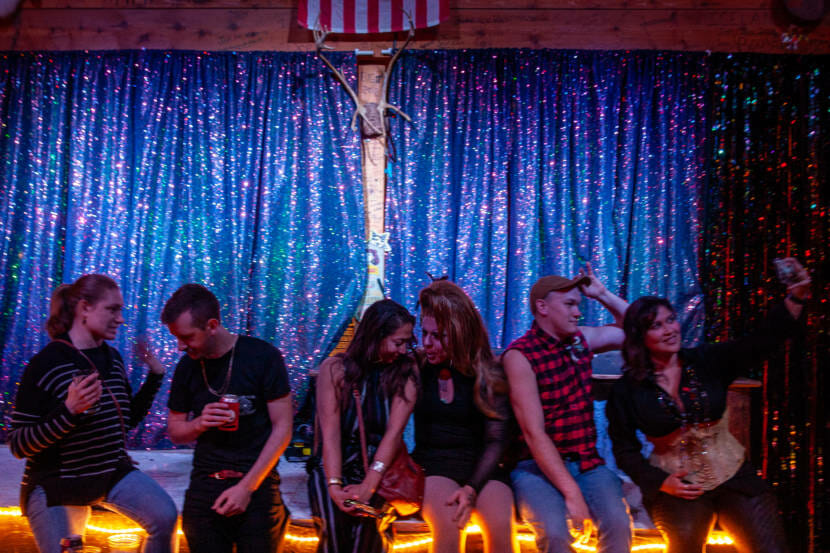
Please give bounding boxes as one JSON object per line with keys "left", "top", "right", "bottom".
{"left": 168, "top": 335, "right": 290, "bottom": 474}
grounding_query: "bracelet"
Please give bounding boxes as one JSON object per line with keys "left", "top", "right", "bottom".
{"left": 327, "top": 477, "right": 343, "bottom": 487}
{"left": 787, "top": 294, "right": 807, "bottom": 305}
{"left": 369, "top": 460, "right": 386, "bottom": 474}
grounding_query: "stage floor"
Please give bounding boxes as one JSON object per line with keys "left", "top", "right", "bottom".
{"left": 0, "top": 446, "right": 742, "bottom": 553}
{"left": 0, "top": 445, "right": 312, "bottom": 518}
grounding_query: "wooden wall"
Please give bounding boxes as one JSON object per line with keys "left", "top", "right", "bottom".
{"left": 0, "top": 0, "right": 828, "bottom": 54}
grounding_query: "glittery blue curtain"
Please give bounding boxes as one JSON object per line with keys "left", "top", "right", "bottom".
{"left": 386, "top": 50, "right": 708, "bottom": 346}
{"left": 0, "top": 51, "right": 365, "bottom": 448}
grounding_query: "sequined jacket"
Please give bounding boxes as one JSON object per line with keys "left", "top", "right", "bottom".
{"left": 606, "top": 302, "right": 805, "bottom": 507}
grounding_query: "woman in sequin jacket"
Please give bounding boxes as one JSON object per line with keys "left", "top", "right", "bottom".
{"left": 606, "top": 258, "right": 811, "bottom": 553}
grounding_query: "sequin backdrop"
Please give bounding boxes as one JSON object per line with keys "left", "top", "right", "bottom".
{"left": 0, "top": 51, "right": 365, "bottom": 448}
{"left": 386, "top": 50, "right": 708, "bottom": 346}
{"left": 703, "top": 54, "right": 828, "bottom": 553}
{"left": 0, "top": 47, "right": 826, "bottom": 550}
{"left": 385, "top": 49, "right": 827, "bottom": 552}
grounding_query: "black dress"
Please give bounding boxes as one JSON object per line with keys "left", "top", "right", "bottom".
{"left": 412, "top": 360, "right": 511, "bottom": 492}
{"left": 308, "top": 366, "right": 391, "bottom": 553}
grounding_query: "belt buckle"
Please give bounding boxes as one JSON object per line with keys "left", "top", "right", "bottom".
{"left": 210, "top": 469, "right": 243, "bottom": 480}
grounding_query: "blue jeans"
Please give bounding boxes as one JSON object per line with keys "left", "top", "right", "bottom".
{"left": 511, "top": 459, "right": 632, "bottom": 553}
{"left": 26, "top": 469, "right": 179, "bottom": 553}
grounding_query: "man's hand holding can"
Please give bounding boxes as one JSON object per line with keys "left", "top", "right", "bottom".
{"left": 219, "top": 394, "right": 239, "bottom": 431}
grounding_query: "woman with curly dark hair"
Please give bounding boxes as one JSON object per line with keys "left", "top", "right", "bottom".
{"left": 313, "top": 299, "right": 418, "bottom": 553}
{"left": 606, "top": 258, "right": 811, "bottom": 553}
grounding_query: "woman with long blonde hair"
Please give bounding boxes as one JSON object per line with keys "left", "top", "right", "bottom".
{"left": 413, "top": 280, "right": 516, "bottom": 553}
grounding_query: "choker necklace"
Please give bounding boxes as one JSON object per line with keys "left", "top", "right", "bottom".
{"left": 437, "top": 364, "right": 454, "bottom": 404}
{"left": 201, "top": 336, "right": 237, "bottom": 397}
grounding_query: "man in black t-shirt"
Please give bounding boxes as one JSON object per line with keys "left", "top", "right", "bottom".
{"left": 162, "top": 284, "right": 293, "bottom": 553}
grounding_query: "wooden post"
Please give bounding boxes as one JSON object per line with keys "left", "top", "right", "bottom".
{"left": 359, "top": 62, "right": 388, "bottom": 237}
{"left": 329, "top": 60, "right": 388, "bottom": 355}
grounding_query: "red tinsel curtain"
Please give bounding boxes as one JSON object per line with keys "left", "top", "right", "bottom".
{"left": 703, "top": 54, "right": 829, "bottom": 553}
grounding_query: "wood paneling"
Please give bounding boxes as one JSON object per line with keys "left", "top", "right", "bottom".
{"left": 0, "top": 2, "right": 827, "bottom": 53}
{"left": 18, "top": 0, "right": 779, "bottom": 8}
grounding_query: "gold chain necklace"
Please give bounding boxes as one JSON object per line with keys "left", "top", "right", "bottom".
{"left": 200, "top": 336, "right": 237, "bottom": 397}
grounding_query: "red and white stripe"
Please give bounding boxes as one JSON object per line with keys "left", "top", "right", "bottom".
{"left": 298, "top": 0, "right": 449, "bottom": 34}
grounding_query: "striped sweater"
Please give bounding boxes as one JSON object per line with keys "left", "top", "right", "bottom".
{"left": 9, "top": 338, "right": 163, "bottom": 511}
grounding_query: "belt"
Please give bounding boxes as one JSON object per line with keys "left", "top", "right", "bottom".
{"left": 561, "top": 453, "right": 581, "bottom": 462}
{"left": 209, "top": 470, "right": 245, "bottom": 480}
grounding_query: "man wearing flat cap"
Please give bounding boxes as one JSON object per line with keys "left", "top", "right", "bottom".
{"left": 503, "top": 264, "right": 632, "bottom": 553}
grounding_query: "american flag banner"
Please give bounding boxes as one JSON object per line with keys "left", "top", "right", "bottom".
{"left": 298, "top": 0, "right": 449, "bottom": 34}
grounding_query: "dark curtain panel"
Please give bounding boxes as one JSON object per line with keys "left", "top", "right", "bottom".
{"left": 703, "top": 54, "right": 829, "bottom": 553}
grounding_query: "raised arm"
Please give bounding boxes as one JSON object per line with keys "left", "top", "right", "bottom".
{"left": 127, "top": 340, "right": 165, "bottom": 427}
{"left": 503, "top": 349, "right": 592, "bottom": 530}
{"left": 578, "top": 263, "right": 628, "bottom": 352}
{"left": 782, "top": 257, "right": 811, "bottom": 320}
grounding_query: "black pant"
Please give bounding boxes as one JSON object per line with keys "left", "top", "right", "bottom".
{"left": 182, "top": 475, "right": 289, "bottom": 553}
{"left": 650, "top": 487, "right": 789, "bottom": 553}
{"left": 306, "top": 456, "right": 384, "bottom": 553}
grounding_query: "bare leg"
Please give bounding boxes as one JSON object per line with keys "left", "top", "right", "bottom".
{"left": 423, "top": 475, "right": 464, "bottom": 553}
{"left": 471, "top": 480, "right": 516, "bottom": 553}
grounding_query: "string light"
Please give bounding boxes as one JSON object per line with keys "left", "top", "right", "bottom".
{"left": 0, "top": 505, "right": 736, "bottom": 550}
{"left": 0, "top": 506, "right": 317, "bottom": 545}
{"left": 391, "top": 535, "right": 434, "bottom": 551}
{"left": 707, "top": 530, "right": 734, "bottom": 545}
{"left": 631, "top": 545, "right": 667, "bottom": 552}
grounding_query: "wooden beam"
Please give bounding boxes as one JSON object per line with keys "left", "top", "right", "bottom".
{"left": 0, "top": 6, "right": 827, "bottom": 53}
{"left": 358, "top": 62, "right": 387, "bottom": 237}
{"left": 19, "top": 0, "right": 781, "bottom": 8}
{"left": 456, "top": 0, "right": 778, "bottom": 7}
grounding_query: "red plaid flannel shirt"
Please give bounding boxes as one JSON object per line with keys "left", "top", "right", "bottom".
{"left": 506, "top": 321, "right": 603, "bottom": 472}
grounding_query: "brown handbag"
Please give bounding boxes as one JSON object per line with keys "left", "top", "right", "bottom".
{"left": 353, "top": 387, "right": 424, "bottom": 516}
